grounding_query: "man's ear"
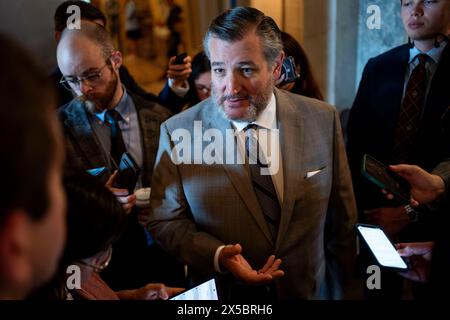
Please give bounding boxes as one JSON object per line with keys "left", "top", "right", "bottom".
{"left": 272, "top": 52, "right": 285, "bottom": 81}
{"left": 0, "top": 211, "right": 33, "bottom": 296}
{"left": 110, "top": 51, "right": 123, "bottom": 71}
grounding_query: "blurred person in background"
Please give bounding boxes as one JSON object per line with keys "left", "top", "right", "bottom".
{"left": 0, "top": 34, "right": 66, "bottom": 299}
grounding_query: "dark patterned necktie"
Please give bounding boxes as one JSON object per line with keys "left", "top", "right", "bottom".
{"left": 244, "top": 124, "right": 281, "bottom": 241}
{"left": 105, "top": 109, "right": 126, "bottom": 166}
{"left": 392, "top": 54, "right": 428, "bottom": 163}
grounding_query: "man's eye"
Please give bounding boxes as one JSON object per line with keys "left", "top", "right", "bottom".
{"left": 241, "top": 68, "right": 254, "bottom": 76}
{"left": 85, "top": 73, "right": 101, "bottom": 81}
{"left": 402, "top": 1, "right": 411, "bottom": 7}
{"left": 213, "top": 68, "right": 225, "bottom": 75}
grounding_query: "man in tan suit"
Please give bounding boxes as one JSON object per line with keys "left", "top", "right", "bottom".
{"left": 149, "top": 7, "right": 357, "bottom": 300}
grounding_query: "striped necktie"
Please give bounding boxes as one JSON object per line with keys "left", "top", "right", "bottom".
{"left": 244, "top": 124, "right": 281, "bottom": 241}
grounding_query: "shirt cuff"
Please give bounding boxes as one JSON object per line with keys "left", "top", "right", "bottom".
{"left": 214, "top": 245, "right": 226, "bottom": 274}
{"left": 168, "top": 78, "right": 189, "bottom": 97}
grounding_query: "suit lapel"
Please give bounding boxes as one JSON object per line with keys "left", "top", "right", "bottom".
{"left": 273, "top": 89, "right": 304, "bottom": 250}
{"left": 206, "top": 103, "right": 274, "bottom": 245}
{"left": 64, "top": 101, "right": 109, "bottom": 168}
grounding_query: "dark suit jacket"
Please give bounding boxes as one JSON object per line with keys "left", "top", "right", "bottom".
{"left": 58, "top": 89, "right": 172, "bottom": 187}
{"left": 347, "top": 43, "right": 450, "bottom": 239}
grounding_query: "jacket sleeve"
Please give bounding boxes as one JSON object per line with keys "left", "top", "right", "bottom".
{"left": 148, "top": 122, "right": 225, "bottom": 277}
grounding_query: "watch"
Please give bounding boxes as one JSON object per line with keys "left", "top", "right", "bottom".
{"left": 404, "top": 204, "right": 418, "bottom": 222}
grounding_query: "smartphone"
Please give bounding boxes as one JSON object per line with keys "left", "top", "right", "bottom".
{"left": 113, "top": 152, "right": 140, "bottom": 194}
{"left": 279, "top": 56, "right": 300, "bottom": 85}
{"left": 170, "top": 278, "right": 219, "bottom": 300}
{"left": 361, "top": 154, "right": 411, "bottom": 203}
{"left": 172, "top": 52, "right": 187, "bottom": 65}
{"left": 356, "top": 224, "right": 408, "bottom": 271}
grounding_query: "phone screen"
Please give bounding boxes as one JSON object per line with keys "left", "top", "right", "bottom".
{"left": 357, "top": 225, "right": 408, "bottom": 270}
{"left": 362, "top": 154, "right": 410, "bottom": 202}
{"left": 170, "top": 278, "right": 218, "bottom": 301}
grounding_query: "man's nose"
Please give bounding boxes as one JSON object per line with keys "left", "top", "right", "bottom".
{"left": 79, "top": 80, "right": 93, "bottom": 96}
{"left": 411, "top": 3, "right": 424, "bottom": 17}
{"left": 225, "top": 72, "right": 242, "bottom": 95}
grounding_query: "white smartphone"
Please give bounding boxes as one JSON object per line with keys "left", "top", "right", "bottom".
{"left": 356, "top": 224, "right": 408, "bottom": 271}
{"left": 170, "top": 278, "right": 219, "bottom": 301}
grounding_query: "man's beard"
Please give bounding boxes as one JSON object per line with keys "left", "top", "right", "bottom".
{"left": 78, "top": 70, "right": 118, "bottom": 114}
{"left": 213, "top": 79, "right": 274, "bottom": 123}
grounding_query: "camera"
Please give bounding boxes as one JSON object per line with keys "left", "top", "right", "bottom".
{"left": 279, "top": 56, "right": 300, "bottom": 86}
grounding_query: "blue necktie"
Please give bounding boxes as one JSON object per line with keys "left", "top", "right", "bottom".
{"left": 105, "top": 109, "right": 126, "bottom": 166}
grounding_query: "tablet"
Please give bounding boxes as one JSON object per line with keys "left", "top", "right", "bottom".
{"left": 170, "top": 278, "right": 219, "bottom": 301}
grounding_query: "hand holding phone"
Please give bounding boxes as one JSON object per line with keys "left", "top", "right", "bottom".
{"left": 361, "top": 154, "right": 411, "bottom": 203}
{"left": 278, "top": 56, "right": 300, "bottom": 86}
{"left": 172, "top": 52, "right": 187, "bottom": 65}
{"left": 113, "top": 152, "right": 140, "bottom": 194}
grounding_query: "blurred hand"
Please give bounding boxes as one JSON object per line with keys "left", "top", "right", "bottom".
{"left": 167, "top": 55, "right": 192, "bottom": 87}
{"left": 117, "top": 283, "right": 185, "bottom": 300}
{"left": 219, "top": 244, "right": 284, "bottom": 285}
{"left": 384, "top": 165, "right": 446, "bottom": 207}
{"left": 364, "top": 206, "right": 409, "bottom": 238}
{"left": 105, "top": 171, "right": 136, "bottom": 215}
{"left": 396, "top": 242, "right": 434, "bottom": 283}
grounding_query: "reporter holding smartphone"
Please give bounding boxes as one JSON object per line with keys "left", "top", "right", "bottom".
{"left": 381, "top": 162, "right": 450, "bottom": 294}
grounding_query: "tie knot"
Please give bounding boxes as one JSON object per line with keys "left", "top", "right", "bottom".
{"left": 106, "top": 109, "right": 122, "bottom": 124}
{"left": 417, "top": 54, "right": 428, "bottom": 65}
{"left": 244, "top": 123, "right": 259, "bottom": 132}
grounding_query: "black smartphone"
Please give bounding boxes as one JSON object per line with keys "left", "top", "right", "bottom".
{"left": 280, "top": 56, "right": 300, "bottom": 85}
{"left": 172, "top": 52, "right": 187, "bottom": 65}
{"left": 113, "top": 152, "right": 140, "bottom": 194}
{"left": 361, "top": 154, "right": 411, "bottom": 203}
{"left": 356, "top": 224, "right": 408, "bottom": 271}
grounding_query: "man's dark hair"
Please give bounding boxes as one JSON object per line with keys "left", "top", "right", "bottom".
{"left": 203, "top": 6, "right": 283, "bottom": 66}
{"left": 54, "top": 0, "right": 107, "bottom": 33}
{"left": 0, "top": 34, "right": 58, "bottom": 226}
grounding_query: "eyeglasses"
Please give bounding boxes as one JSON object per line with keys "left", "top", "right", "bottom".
{"left": 79, "top": 246, "right": 112, "bottom": 273}
{"left": 60, "top": 63, "right": 109, "bottom": 91}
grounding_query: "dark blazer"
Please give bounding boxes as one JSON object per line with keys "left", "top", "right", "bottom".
{"left": 58, "top": 89, "right": 172, "bottom": 187}
{"left": 347, "top": 43, "right": 450, "bottom": 237}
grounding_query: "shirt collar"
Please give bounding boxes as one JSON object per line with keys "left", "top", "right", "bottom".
{"left": 409, "top": 41, "right": 448, "bottom": 64}
{"left": 93, "top": 86, "right": 130, "bottom": 123}
{"left": 232, "top": 92, "right": 277, "bottom": 132}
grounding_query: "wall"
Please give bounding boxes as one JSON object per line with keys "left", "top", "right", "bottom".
{"left": 357, "top": 0, "right": 405, "bottom": 87}
{"left": 0, "top": 0, "right": 64, "bottom": 72}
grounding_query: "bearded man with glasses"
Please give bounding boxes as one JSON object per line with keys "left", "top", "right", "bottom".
{"left": 57, "top": 21, "right": 186, "bottom": 292}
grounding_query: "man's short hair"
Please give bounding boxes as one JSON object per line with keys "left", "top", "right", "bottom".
{"left": 203, "top": 6, "right": 283, "bottom": 66}
{"left": 60, "top": 21, "right": 116, "bottom": 61}
{"left": 0, "top": 34, "right": 58, "bottom": 226}
{"left": 54, "top": 0, "right": 107, "bottom": 33}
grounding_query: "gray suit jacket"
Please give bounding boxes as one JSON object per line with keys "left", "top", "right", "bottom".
{"left": 149, "top": 89, "right": 357, "bottom": 299}
{"left": 58, "top": 91, "right": 172, "bottom": 187}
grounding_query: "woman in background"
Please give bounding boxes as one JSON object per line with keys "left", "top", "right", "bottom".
{"left": 278, "top": 31, "right": 323, "bottom": 100}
